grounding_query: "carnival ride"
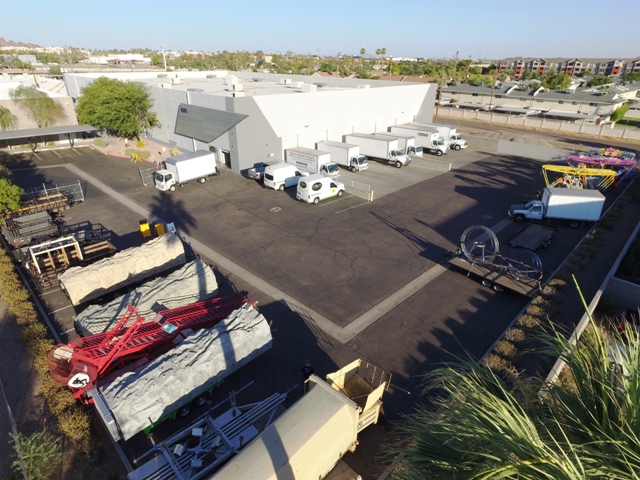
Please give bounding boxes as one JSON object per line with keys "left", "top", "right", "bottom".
{"left": 562, "top": 146, "right": 637, "bottom": 188}
{"left": 542, "top": 164, "right": 618, "bottom": 190}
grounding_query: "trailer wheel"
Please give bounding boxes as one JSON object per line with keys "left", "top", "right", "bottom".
{"left": 569, "top": 220, "right": 580, "bottom": 228}
{"left": 194, "top": 394, "right": 209, "bottom": 407}
{"left": 395, "top": 161, "right": 402, "bottom": 168}
{"left": 198, "top": 177, "right": 206, "bottom": 183}
{"left": 436, "top": 150, "right": 443, "bottom": 156}
{"left": 541, "top": 239, "right": 551, "bottom": 248}
{"left": 514, "top": 214, "right": 524, "bottom": 222}
{"left": 492, "top": 284, "right": 504, "bottom": 293}
{"left": 453, "top": 144, "right": 461, "bottom": 151}
{"left": 350, "top": 166, "right": 356, "bottom": 172}
{"left": 177, "top": 404, "right": 191, "bottom": 417}
{"left": 481, "top": 279, "right": 491, "bottom": 288}
{"left": 169, "top": 185, "right": 176, "bottom": 192}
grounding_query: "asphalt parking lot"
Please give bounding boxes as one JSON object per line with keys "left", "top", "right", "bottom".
{"left": 1, "top": 143, "right": 609, "bottom": 477}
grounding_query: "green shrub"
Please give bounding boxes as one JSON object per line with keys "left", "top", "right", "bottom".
{"left": 10, "top": 431, "right": 62, "bottom": 480}
{"left": 93, "top": 139, "right": 108, "bottom": 147}
{"left": 596, "top": 295, "right": 619, "bottom": 317}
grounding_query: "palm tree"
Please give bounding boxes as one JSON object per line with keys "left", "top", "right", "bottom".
{"left": 386, "top": 318, "right": 640, "bottom": 479}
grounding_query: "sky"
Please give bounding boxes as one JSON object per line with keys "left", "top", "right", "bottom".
{"left": 3, "top": 0, "right": 640, "bottom": 60}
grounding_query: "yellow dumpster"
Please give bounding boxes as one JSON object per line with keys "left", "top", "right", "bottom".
{"left": 139, "top": 219, "right": 151, "bottom": 238}
{"left": 154, "top": 223, "right": 166, "bottom": 237}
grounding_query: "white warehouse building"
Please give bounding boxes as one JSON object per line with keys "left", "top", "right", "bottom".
{"left": 64, "top": 71, "right": 436, "bottom": 174}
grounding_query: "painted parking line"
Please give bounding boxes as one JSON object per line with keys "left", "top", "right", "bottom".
{"left": 58, "top": 163, "right": 515, "bottom": 345}
{"left": 49, "top": 305, "right": 74, "bottom": 314}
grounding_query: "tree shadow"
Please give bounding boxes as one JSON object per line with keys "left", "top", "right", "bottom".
{"left": 147, "top": 192, "right": 198, "bottom": 235}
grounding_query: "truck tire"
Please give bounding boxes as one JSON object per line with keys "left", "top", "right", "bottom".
{"left": 514, "top": 214, "right": 524, "bottom": 222}
{"left": 177, "top": 404, "right": 191, "bottom": 417}
{"left": 453, "top": 144, "right": 461, "bottom": 151}
{"left": 481, "top": 279, "right": 491, "bottom": 287}
{"left": 169, "top": 185, "right": 176, "bottom": 192}
{"left": 337, "top": 190, "right": 344, "bottom": 197}
{"left": 313, "top": 197, "right": 320, "bottom": 204}
{"left": 350, "top": 166, "right": 356, "bottom": 173}
{"left": 194, "top": 394, "right": 209, "bottom": 407}
{"left": 569, "top": 220, "right": 580, "bottom": 228}
{"left": 492, "top": 284, "right": 504, "bottom": 293}
{"left": 278, "top": 184, "right": 285, "bottom": 191}
{"left": 198, "top": 177, "right": 206, "bottom": 183}
{"left": 436, "top": 150, "right": 443, "bottom": 156}
{"left": 395, "top": 161, "right": 402, "bottom": 168}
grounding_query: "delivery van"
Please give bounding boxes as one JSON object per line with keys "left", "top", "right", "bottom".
{"left": 296, "top": 174, "right": 345, "bottom": 204}
{"left": 264, "top": 164, "right": 305, "bottom": 191}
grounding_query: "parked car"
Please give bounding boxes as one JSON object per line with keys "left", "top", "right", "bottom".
{"left": 296, "top": 174, "right": 345, "bottom": 204}
{"left": 246, "top": 162, "right": 278, "bottom": 182}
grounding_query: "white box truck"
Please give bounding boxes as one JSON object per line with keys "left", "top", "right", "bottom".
{"left": 285, "top": 147, "right": 340, "bottom": 176}
{"left": 417, "top": 123, "right": 468, "bottom": 150}
{"left": 213, "top": 359, "right": 388, "bottom": 480}
{"left": 375, "top": 132, "right": 422, "bottom": 157}
{"left": 316, "top": 140, "right": 368, "bottom": 172}
{"left": 154, "top": 150, "right": 219, "bottom": 192}
{"left": 389, "top": 125, "right": 449, "bottom": 156}
{"left": 343, "top": 133, "right": 411, "bottom": 168}
{"left": 508, "top": 187, "right": 605, "bottom": 228}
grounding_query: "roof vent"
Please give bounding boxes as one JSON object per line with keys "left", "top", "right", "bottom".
{"left": 187, "top": 88, "right": 204, "bottom": 93}
{"left": 232, "top": 91, "right": 245, "bottom": 97}
{"left": 356, "top": 84, "right": 370, "bottom": 89}
{"left": 292, "top": 81, "right": 304, "bottom": 89}
{"left": 313, "top": 83, "right": 328, "bottom": 88}
{"left": 206, "top": 74, "right": 217, "bottom": 78}
{"left": 252, "top": 78, "right": 263, "bottom": 82}
{"left": 157, "top": 73, "right": 168, "bottom": 78}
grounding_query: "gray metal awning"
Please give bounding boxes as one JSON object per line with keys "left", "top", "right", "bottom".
{"left": 540, "top": 110, "right": 599, "bottom": 120}
{"left": 493, "top": 106, "right": 537, "bottom": 115}
{"left": 0, "top": 125, "right": 97, "bottom": 142}
{"left": 174, "top": 104, "right": 247, "bottom": 143}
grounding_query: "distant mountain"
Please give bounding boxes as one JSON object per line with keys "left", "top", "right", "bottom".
{"left": 0, "top": 37, "right": 40, "bottom": 48}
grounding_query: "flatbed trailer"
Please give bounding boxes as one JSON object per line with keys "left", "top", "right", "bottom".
{"left": 508, "top": 224, "right": 557, "bottom": 251}
{"left": 445, "top": 250, "right": 542, "bottom": 297}
{"left": 2, "top": 193, "right": 70, "bottom": 219}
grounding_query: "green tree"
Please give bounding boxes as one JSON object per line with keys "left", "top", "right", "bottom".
{"left": 0, "top": 177, "right": 23, "bottom": 213}
{"left": 9, "top": 85, "right": 66, "bottom": 128}
{"left": 10, "top": 431, "right": 62, "bottom": 480}
{"left": 359, "top": 48, "right": 366, "bottom": 57}
{"left": 586, "top": 74, "right": 611, "bottom": 87}
{"left": 76, "top": 77, "right": 159, "bottom": 140}
{"left": 541, "top": 71, "right": 572, "bottom": 90}
{"left": 48, "top": 65, "right": 62, "bottom": 75}
{"left": 611, "top": 103, "right": 630, "bottom": 122}
{"left": 622, "top": 72, "right": 640, "bottom": 82}
{"left": 0, "top": 106, "right": 16, "bottom": 131}
{"left": 387, "top": 318, "right": 640, "bottom": 479}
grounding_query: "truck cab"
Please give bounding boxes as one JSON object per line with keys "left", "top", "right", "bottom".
{"left": 450, "top": 134, "right": 468, "bottom": 151}
{"left": 509, "top": 200, "right": 543, "bottom": 222}
{"left": 407, "top": 145, "right": 423, "bottom": 157}
{"left": 389, "top": 149, "right": 411, "bottom": 167}
{"left": 153, "top": 169, "right": 175, "bottom": 192}
{"left": 425, "top": 138, "right": 449, "bottom": 157}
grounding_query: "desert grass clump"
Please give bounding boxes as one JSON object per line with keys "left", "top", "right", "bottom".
{"left": 505, "top": 327, "right": 528, "bottom": 344}
{"left": 517, "top": 313, "right": 542, "bottom": 330}
{"left": 494, "top": 340, "right": 518, "bottom": 360}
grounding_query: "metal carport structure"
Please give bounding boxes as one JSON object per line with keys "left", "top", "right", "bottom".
{"left": 0, "top": 125, "right": 97, "bottom": 150}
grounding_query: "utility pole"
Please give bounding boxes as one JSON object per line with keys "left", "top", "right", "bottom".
{"left": 161, "top": 43, "right": 167, "bottom": 71}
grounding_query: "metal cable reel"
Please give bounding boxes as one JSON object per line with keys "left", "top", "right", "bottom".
{"left": 506, "top": 249, "right": 543, "bottom": 281}
{"left": 459, "top": 225, "right": 500, "bottom": 266}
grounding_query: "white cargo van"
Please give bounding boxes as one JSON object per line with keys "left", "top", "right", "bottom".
{"left": 296, "top": 174, "right": 345, "bottom": 204}
{"left": 263, "top": 164, "right": 305, "bottom": 191}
